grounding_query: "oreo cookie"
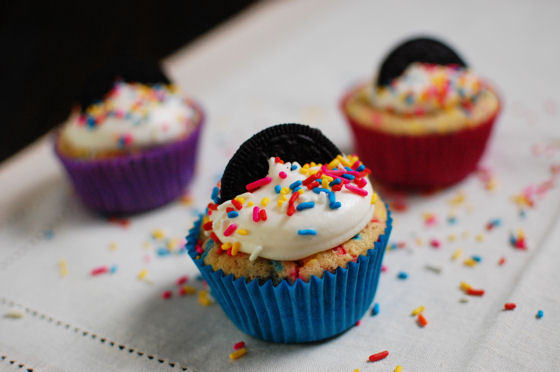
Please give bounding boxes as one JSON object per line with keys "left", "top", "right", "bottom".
{"left": 79, "top": 57, "right": 171, "bottom": 111}
{"left": 219, "top": 124, "right": 341, "bottom": 202}
{"left": 376, "top": 37, "right": 467, "bottom": 87}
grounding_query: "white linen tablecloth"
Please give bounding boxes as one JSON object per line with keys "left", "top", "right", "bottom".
{"left": 1, "top": 1, "right": 559, "bottom": 370}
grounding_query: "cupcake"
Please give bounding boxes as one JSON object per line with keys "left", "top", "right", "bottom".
{"left": 186, "top": 124, "right": 392, "bottom": 343}
{"left": 341, "top": 37, "right": 500, "bottom": 189}
{"left": 55, "top": 60, "right": 204, "bottom": 214}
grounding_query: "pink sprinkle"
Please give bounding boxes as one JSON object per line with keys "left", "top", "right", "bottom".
{"left": 224, "top": 224, "right": 237, "bottom": 236}
{"left": 195, "top": 244, "right": 203, "bottom": 254}
{"left": 355, "top": 320, "right": 361, "bottom": 326}
{"left": 381, "top": 265, "right": 388, "bottom": 272}
{"left": 233, "top": 341, "right": 245, "bottom": 350}
{"left": 430, "top": 239, "right": 441, "bottom": 248}
{"left": 161, "top": 290, "right": 173, "bottom": 300}
{"left": 246, "top": 176, "right": 272, "bottom": 192}
{"left": 279, "top": 171, "right": 287, "bottom": 179}
{"left": 253, "top": 206, "right": 260, "bottom": 222}
{"left": 345, "top": 184, "right": 368, "bottom": 196}
{"left": 176, "top": 275, "right": 189, "bottom": 286}
{"left": 91, "top": 266, "right": 109, "bottom": 276}
{"left": 351, "top": 160, "right": 361, "bottom": 169}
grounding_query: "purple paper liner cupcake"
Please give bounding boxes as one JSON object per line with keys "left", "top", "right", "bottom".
{"left": 54, "top": 102, "right": 204, "bottom": 215}
{"left": 186, "top": 206, "right": 392, "bottom": 343}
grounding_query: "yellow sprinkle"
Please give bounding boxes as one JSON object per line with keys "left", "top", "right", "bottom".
{"left": 181, "top": 285, "right": 197, "bottom": 295}
{"left": 371, "top": 192, "right": 378, "bottom": 205}
{"left": 4, "top": 311, "right": 23, "bottom": 319}
{"left": 229, "top": 348, "right": 247, "bottom": 360}
{"left": 395, "top": 366, "right": 402, "bottom": 372}
{"left": 231, "top": 242, "right": 241, "bottom": 256}
{"left": 280, "top": 187, "right": 290, "bottom": 195}
{"left": 411, "top": 305, "right": 425, "bottom": 316}
{"left": 451, "top": 249, "right": 462, "bottom": 260}
{"left": 517, "top": 228, "right": 525, "bottom": 239}
{"left": 247, "top": 201, "right": 254, "bottom": 207}
{"left": 151, "top": 229, "right": 166, "bottom": 240}
{"left": 448, "top": 234, "right": 456, "bottom": 242}
{"left": 310, "top": 162, "right": 317, "bottom": 167}
{"left": 109, "top": 242, "right": 118, "bottom": 251}
{"left": 180, "top": 194, "right": 193, "bottom": 205}
{"left": 321, "top": 178, "right": 329, "bottom": 188}
{"left": 138, "top": 269, "right": 148, "bottom": 280}
{"left": 463, "top": 258, "right": 477, "bottom": 267}
{"left": 142, "top": 241, "right": 151, "bottom": 250}
{"left": 298, "top": 189, "right": 304, "bottom": 194}
{"left": 221, "top": 242, "right": 232, "bottom": 251}
{"left": 449, "top": 191, "right": 465, "bottom": 206}
{"left": 337, "top": 154, "right": 351, "bottom": 167}
{"left": 328, "top": 158, "right": 340, "bottom": 169}
{"left": 260, "top": 197, "right": 270, "bottom": 207}
{"left": 415, "top": 238, "right": 423, "bottom": 246}
{"left": 198, "top": 290, "right": 212, "bottom": 306}
{"left": 277, "top": 199, "right": 285, "bottom": 208}
{"left": 235, "top": 196, "right": 245, "bottom": 204}
{"left": 167, "top": 238, "right": 180, "bottom": 250}
{"left": 237, "top": 229, "right": 249, "bottom": 236}
{"left": 203, "top": 215, "right": 210, "bottom": 224}
{"left": 305, "top": 258, "right": 319, "bottom": 267}
{"left": 354, "top": 369, "right": 360, "bottom": 372}
{"left": 475, "top": 234, "right": 484, "bottom": 242}
{"left": 486, "top": 178, "right": 498, "bottom": 191}
{"left": 58, "top": 259, "right": 68, "bottom": 277}
{"left": 460, "top": 281, "right": 472, "bottom": 291}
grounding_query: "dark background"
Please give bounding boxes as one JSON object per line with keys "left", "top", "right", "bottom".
{"left": 0, "top": 1, "right": 256, "bottom": 162}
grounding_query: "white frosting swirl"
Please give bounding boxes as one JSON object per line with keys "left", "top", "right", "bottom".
{"left": 210, "top": 157, "right": 376, "bottom": 261}
{"left": 370, "top": 62, "right": 483, "bottom": 114}
{"left": 61, "top": 82, "right": 196, "bottom": 152}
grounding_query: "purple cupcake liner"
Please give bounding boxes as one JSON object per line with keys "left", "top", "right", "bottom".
{"left": 54, "top": 102, "right": 204, "bottom": 215}
{"left": 186, "top": 205, "right": 392, "bottom": 343}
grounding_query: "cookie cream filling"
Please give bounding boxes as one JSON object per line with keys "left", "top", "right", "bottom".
{"left": 61, "top": 81, "right": 195, "bottom": 152}
{"left": 370, "top": 62, "right": 484, "bottom": 115}
{"left": 209, "top": 156, "right": 376, "bottom": 261}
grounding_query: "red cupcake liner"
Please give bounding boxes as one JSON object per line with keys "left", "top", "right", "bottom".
{"left": 54, "top": 102, "right": 204, "bottom": 215}
{"left": 341, "top": 92, "right": 499, "bottom": 190}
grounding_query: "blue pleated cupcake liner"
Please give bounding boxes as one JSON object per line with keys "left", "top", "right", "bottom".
{"left": 186, "top": 206, "right": 392, "bottom": 343}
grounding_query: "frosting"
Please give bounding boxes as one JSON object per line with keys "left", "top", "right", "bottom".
{"left": 370, "top": 62, "right": 484, "bottom": 115}
{"left": 207, "top": 155, "right": 376, "bottom": 261}
{"left": 61, "top": 81, "right": 196, "bottom": 152}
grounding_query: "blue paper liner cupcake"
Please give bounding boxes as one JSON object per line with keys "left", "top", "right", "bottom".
{"left": 186, "top": 206, "right": 392, "bottom": 343}
{"left": 55, "top": 101, "right": 204, "bottom": 215}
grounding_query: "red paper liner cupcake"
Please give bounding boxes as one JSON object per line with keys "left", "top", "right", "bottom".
{"left": 55, "top": 102, "right": 204, "bottom": 214}
{"left": 341, "top": 92, "right": 499, "bottom": 189}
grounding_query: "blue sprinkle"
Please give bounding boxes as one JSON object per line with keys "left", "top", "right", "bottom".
{"left": 86, "top": 117, "right": 96, "bottom": 128}
{"left": 196, "top": 274, "right": 204, "bottom": 281}
{"left": 44, "top": 229, "right": 54, "bottom": 240}
{"left": 352, "top": 234, "right": 361, "bottom": 240}
{"left": 344, "top": 166, "right": 354, "bottom": 172}
{"left": 356, "top": 164, "right": 365, "bottom": 172}
{"left": 329, "top": 178, "right": 342, "bottom": 186}
{"left": 329, "top": 201, "right": 341, "bottom": 209}
{"left": 211, "top": 186, "right": 220, "bottom": 203}
{"left": 342, "top": 174, "right": 355, "bottom": 180}
{"left": 298, "top": 229, "right": 317, "bottom": 236}
{"left": 397, "top": 271, "right": 408, "bottom": 280}
{"left": 312, "top": 187, "right": 329, "bottom": 194}
{"left": 270, "top": 260, "right": 283, "bottom": 272}
{"left": 536, "top": 310, "right": 544, "bottom": 319}
{"left": 109, "top": 265, "right": 118, "bottom": 274}
{"left": 405, "top": 93, "right": 414, "bottom": 105}
{"left": 291, "top": 164, "right": 298, "bottom": 171}
{"left": 520, "top": 210, "right": 526, "bottom": 219}
{"left": 447, "top": 216, "right": 457, "bottom": 224}
{"left": 274, "top": 185, "right": 282, "bottom": 194}
{"left": 389, "top": 242, "right": 398, "bottom": 250}
{"left": 328, "top": 192, "right": 336, "bottom": 204}
{"left": 472, "top": 255, "right": 482, "bottom": 262}
{"left": 156, "top": 248, "right": 170, "bottom": 257}
{"left": 289, "top": 180, "right": 302, "bottom": 190}
{"left": 227, "top": 211, "right": 239, "bottom": 218}
{"left": 371, "top": 303, "right": 380, "bottom": 316}
{"left": 292, "top": 186, "right": 302, "bottom": 193}
{"left": 296, "top": 201, "right": 315, "bottom": 211}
